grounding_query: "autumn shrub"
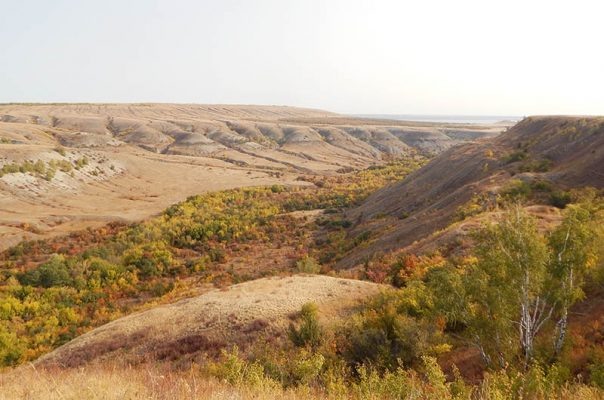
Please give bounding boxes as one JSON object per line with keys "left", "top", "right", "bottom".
{"left": 122, "top": 241, "right": 174, "bottom": 278}
{"left": 18, "top": 255, "right": 73, "bottom": 288}
{"left": 0, "top": 324, "right": 24, "bottom": 366}
{"left": 208, "top": 347, "right": 278, "bottom": 390}
{"left": 295, "top": 256, "right": 321, "bottom": 274}
{"left": 337, "top": 286, "right": 444, "bottom": 371}
{"left": 590, "top": 362, "right": 604, "bottom": 389}
{"left": 288, "top": 350, "right": 325, "bottom": 386}
{"left": 289, "top": 302, "right": 323, "bottom": 349}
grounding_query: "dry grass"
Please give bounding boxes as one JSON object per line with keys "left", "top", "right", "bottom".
{"left": 340, "top": 116, "right": 604, "bottom": 268}
{"left": 38, "top": 275, "right": 381, "bottom": 368}
{"left": 0, "top": 103, "right": 503, "bottom": 251}
{"left": 2, "top": 362, "right": 603, "bottom": 400}
{"left": 0, "top": 363, "right": 314, "bottom": 400}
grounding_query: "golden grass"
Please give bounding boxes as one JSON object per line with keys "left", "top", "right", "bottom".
{"left": 0, "top": 363, "right": 316, "bottom": 400}
{"left": 2, "top": 362, "right": 604, "bottom": 400}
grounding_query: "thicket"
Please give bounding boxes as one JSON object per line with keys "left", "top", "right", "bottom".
{"left": 0, "top": 158, "right": 423, "bottom": 367}
{"left": 206, "top": 195, "right": 604, "bottom": 397}
{"left": 1, "top": 154, "right": 603, "bottom": 397}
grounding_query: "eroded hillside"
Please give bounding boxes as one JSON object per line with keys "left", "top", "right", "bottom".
{"left": 1, "top": 116, "right": 603, "bottom": 400}
{"left": 0, "top": 104, "right": 502, "bottom": 250}
{"left": 334, "top": 116, "right": 604, "bottom": 268}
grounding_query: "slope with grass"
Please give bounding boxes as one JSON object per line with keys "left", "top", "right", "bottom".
{"left": 0, "top": 104, "right": 504, "bottom": 251}
{"left": 37, "top": 275, "right": 381, "bottom": 368}
{"left": 0, "top": 159, "right": 422, "bottom": 367}
{"left": 336, "top": 116, "right": 604, "bottom": 268}
{"left": 1, "top": 116, "right": 603, "bottom": 400}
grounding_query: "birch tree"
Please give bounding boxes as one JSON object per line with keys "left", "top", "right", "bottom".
{"left": 478, "top": 206, "right": 552, "bottom": 367}
{"left": 548, "top": 199, "right": 603, "bottom": 358}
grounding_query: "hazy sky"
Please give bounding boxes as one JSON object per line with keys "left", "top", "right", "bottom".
{"left": 1, "top": 0, "right": 603, "bottom": 115}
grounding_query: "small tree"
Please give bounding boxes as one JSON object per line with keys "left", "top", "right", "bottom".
{"left": 548, "top": 198, "right": 603, "bottom": 357}
{"left": 289, "top": 302, "right": 322, "bottom": 349}
{"left": 431, "top": 202, "right": 603, "bottom": 368}
{"left": 478, "top": 206, "right": 551, "bottom": 367}
{"left": 295, "top": 256, "right": 321, "bottom": 274}
{"left": 432, "top": 206, "right": 551, "bottom": 368}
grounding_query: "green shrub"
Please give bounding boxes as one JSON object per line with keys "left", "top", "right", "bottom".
{"left": 503, "top": 150, "right": 528, "bottom": 164}
{"left": 550, "top": 190, "right": 572, "bottom": 208}
{"left": 0, "top": 325, "right": 24, "bottom": 366}
{"left": 122, "top": 241, "right": 174, "bottom": 278}
{"left": 339, "top": 288, "right": 442, "bottom": 371}
{"left": 289, "top": 350, "right": 325, "bottom": 386}
{"left": 519, "top": 158, "right": 552, "bottom": 173}
{"left": 289, "top": 302, "right": 322, "bottom": 349}
{"left": 209, "top": 347, "right": 278, "bottom": 390}
{"left": 590, "top": 362, "right": 604, "bottom": 389}
{"left": 270, "top": 184, "right": 285, "bottom": 193}
{"left": 18, "top": 255, "right": 73, "bottom": 288}
{"left": 500, "top": 179, "right": 532, "bottom": 202}
{"left": 295, "top": 256, "right": 321, "bottom": 274}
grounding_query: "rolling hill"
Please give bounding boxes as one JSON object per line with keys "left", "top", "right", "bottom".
{"left": 337, "top": 116, "right": 604, "bottom": 268}
{"left": 0, "top": 104, "right": 503, "bottom": 251}
{"left": 37, "top": 275, "right": 381, "bottom": 368}
{"left": 1, "top": 115, "right": 603, "bottom": 400}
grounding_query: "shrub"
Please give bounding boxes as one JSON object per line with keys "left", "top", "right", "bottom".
{"left": 289, "top": 302, "right": 322, "bottom": 349}
{"left": 209, "top": 347, "right": 277, "bottom": 390}
{"left": 519, "top": 158, "right": 552, "bottom": 173}
{"left": 122, "top": 241, "right": 175, "bottom": 278}
{"left": 339, "top": 288, "right": 442, "bottom": 371}
{"left": 74, "top": 156, "right": 89, "bottom": 169}
{"left": 0, "top": 325, "right": 24, "bottom": 366}
{"left": 270, "top": 184, "right": 284, "bottom": 193}
{"left": 550, "top": 190, "right": 572, "bottom": 208}
{"left": 590, "top": 362, "right": 604, "bottom": 389}
{"left": 500, "top": 179, "right": 532, "bottom": 202}
{"left": 295, "top": 256, "right": 321, "bottom": 274}
{"left": 503, "top": 150, "right": 528, "bottom": 164}
{"left": 290, "top": 350, "right": 325, "bottom": 386}
{"left": 18, "top": 255, "right": 73, "bottom": 288}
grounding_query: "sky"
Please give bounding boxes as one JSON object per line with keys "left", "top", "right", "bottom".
{"left": 1, "top": 0, "right": 603, "bottom": 115}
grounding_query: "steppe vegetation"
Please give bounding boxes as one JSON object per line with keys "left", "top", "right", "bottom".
{"left": 1, "top": 114, "right": 603, "bottom": 399}
{"left": 0, "top": 157, "right": 87, "bottom": 181}
{"left": 0, "top": 157, "right": 424, "bottom": 367}
{"left": 199, "top": 195, "right": 604, "bottom": 399}
{"left": 1, "top": 171, "right": 603, "bottom": 399}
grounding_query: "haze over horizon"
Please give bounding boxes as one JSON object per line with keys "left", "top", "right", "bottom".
{"left": 1, "top": 0, "right": 603, "bottom": 116}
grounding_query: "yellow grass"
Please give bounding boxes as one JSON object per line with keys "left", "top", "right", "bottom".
{"left": 0, "top": 363, "right": 315, "bottom": 400}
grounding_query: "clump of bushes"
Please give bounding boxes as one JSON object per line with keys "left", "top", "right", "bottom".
{"left": 0, "top": 158, "right": 76, "bottom": 181}
{"left": 518, "top": 158, "right": 552, "bottom": 173}
{"left": 500, "top": 179, "right": 532, "bottom": 201}
{"left": 17, "top": 255, "right": 73, "bottom": 288}
{"left": 74, "top": 156, "right": 89, "bottom": 169}
{"left": 295, "top": 256, "right": 321, "bottom": 274}
{"left": 502, "top": 150, "right": 528, "bottom": 164}
{"left": 550, "top": 190, "right": 572, "bottom": 208}
{"left": 289, "top": 302, "right": 322, "bottom": 349}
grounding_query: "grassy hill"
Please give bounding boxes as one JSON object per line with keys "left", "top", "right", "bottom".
{"left": 0, "top": 116, "right": 603, "bottom": 399}
{"left": 0, "top": 103, "right": 503, "bottom": 251}
{"left": 335, "top": 116, "right": 604, "bottom": 269}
